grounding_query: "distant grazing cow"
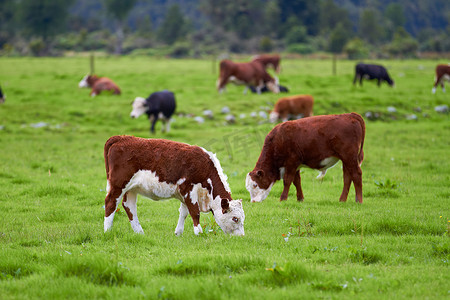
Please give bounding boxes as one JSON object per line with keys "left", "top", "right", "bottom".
{"left": 217, "top": 60, "right": 280, "bottom": 94}
{"left": 249, "top": 84, "right": 289, "bottom": 94}
{"left": 353, "top": 63, "right": 394, "bottom": 87}
{"left": 0, "top": 85, "right": 4, "bottom": 104}
{"left": 103, "top": 135, "right": 245, "bottom": 236}
{"left": 432, "top": 64, "right": 450, "bottom": 94}
{"left": 78, "top": 74, "right": 121, "bottom": 96}
{"left": 269, "top": 95, "right": 314, "bottom": 123}
{"left": 246, "top": 113, "right": 365, "bottom": 203}
{"left": 130, "top": 90, "right": 176, "bottom": 133}
{"left": 252, "top": 54, "right": 281, "bottom": 73}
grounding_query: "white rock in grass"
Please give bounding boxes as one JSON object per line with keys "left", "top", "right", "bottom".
{"left": 250, "top": 112, "right": 257, "bottom": 118}
{"left": 435, "top": 105, "right": 449, "bottom": 113}
{"left": 203, "top": 110, "right": 214, "bottom": 119}
{"left": 221, "top": 106, "right": 230, "bottom": 114}
{"left": 225, "top": 114, "right": 235, "bottom": 124}
{"left": 239, "top": 113, "right": 246, "bottom": 119}
{"left": 387, "top": 106, "right": 397, "bottom": 113}
{"left": 258, "top": 111, "right": 268, "bottom": 119}
{"left": 194, "top": 116, "right": 205, "bottom": 124}
{"left": 406, "top": 114, "right": 418, "bottom": 120}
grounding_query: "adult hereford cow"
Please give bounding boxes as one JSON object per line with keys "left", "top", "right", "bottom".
{"left": 78, "top": 74, "right": 121, "bottom": 96}
{"left": 432, "top": 64, "right": 450, "bottom": 94}
{"left": 269, "top": 94, "right": 314, "bottom": 123}
{"left": 353, "top": 63, "right": 394, "bottom": 87}
{"left": 103, "top": 135, "right": 245, "bottom": 236}
{"left": 217, "top": 60, "right": 280, "bottom": 94}
{"left": 252, "top": 54, "right": 281, "bottom": 73}
{"left": 130, "top": 90, "right": 176, "bottom": 134}
{"left": 246, "top": 113, "right": 365, "bottom": 203}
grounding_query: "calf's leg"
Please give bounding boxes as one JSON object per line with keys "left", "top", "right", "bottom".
{"left": 280, "top": 169, "right": 296, "bottom": 201}
{"left": 122, "top": 192, "right": 144, "bottom": 234}
{"left": 339, "top": 165, "right": 352, "bottom": 202}
{"left": 174, "top": 203, "right": 189, "bottom": 236}
{"left": 350, "top": 166, "right": 363, "bottom": 203}
{"left": 104, "top": 186, "right": 122, "bottom": 232}
{"left": 292, "top": 170, "right": 304, "bottom": 201}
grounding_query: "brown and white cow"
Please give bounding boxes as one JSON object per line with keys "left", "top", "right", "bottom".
{"left": 252, "top": 54, "right": 281, "bottom": 73}
{"left": 78, "top": 74, "right": 121, "bottom": 96}
{"left": 269, "top": 95, "right": 314, "bottom": 123}
{"left": 432, "top": 64, "right": 450, "bottom": 94}
{"left": 103, "top": 135, "right": 245, "bottom": 236}
{"left": 216, "top": 60, "right": 280, "bottom": 94}
{"left": 246, "top": 113, "right": 365, "bottom": 203}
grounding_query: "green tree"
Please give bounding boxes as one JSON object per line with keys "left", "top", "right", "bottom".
{"left": 19, "top": 0, "right": 75, "bottom": 52}
{"left": 157, "top": 4, "right": 188, "bottom": 45}
{"left": 320, "top": 0, "right": 352, "bottom": 34}
{"left": 358, "top": 9, "right": 382, "bottom": 44}
{"left": 103, "top": 0, "right": 137, "bottom": 54}
{"left": 385, "top": 3, "right": 406, "bottom": 29}
{"left": 278, "top": 0, "right": 320, "bottom": 36}
{"left": 329, "top": 23, "right": 349, "bottom": 53}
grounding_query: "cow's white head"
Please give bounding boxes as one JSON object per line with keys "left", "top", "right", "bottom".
{"left": 214, "top": 198, "right": 245, "bottom": 236}
{"left": 246, "top": 171, "right": 274, "bottom": 203}
{"left": 78, "top": 75, "right": 90, "bottom": 88}
{"left": 269, "top": 111, "right": 279, "bottom": 123}
{"left": 130, "top": 97, "right": 147, "bottom": 118}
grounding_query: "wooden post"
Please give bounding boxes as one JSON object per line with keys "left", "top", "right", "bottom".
{"left": 332, "top": 54, "right": 337, "bottom": 76}
{"left": 90, "top": 54, "right": 95, "bottom": 75}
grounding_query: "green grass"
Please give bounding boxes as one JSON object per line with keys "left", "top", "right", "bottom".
{"left": 0, "top": 56, "right": 449, "bottom": 299}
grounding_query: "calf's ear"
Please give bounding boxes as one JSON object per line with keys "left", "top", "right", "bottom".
{"left": 221, "top": 198, "right": 230, "bottom": 214}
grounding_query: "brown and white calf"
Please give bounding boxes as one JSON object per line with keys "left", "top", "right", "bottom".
{"left": 217, "top": 59, "right": 280, "bottom": 94}
{"left": 79, "top": 74, "right": 121, "bottom": 96}
{"left": 103, "top": 135, "right": 245, "bottom": 236}
{"left": 432, "top": 64, "right": 450, "bottom": 94}
{"left": 269, "top": 95, "right": 314, "bottom": 123}
{"left": 246, "top": 113, "right": 365, "bottom": 203}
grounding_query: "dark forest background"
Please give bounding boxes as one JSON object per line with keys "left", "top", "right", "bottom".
{"left": 0, "top": 0, "right": 449, "bottom": 58}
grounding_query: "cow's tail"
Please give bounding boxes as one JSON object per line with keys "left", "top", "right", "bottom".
{"left": 351, "top": 112, "right": 365, "bottom": 165}
{"left": 104, "top": 135, "right": 127, "bottom": 180}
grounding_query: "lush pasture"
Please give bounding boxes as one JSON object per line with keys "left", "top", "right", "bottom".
{"left": 0, "top": 56, "right": 449, "bottom": 299}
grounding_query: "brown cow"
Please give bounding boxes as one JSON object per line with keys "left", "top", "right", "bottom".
{"left": 246, "top": 113, "right": 365, "bottom": 203}
{"left": 217, "top": 60, "right": 280, "bottom": 94}
{"left": 103, "top": 135, "right": 245, "bottom": 236}
{"left": 269, "top": 95, "right": 314, "bottom": 123}
{"left": 78, "top": 74, "right": 121, "bottom": 96}
{"left": 432, "top": 64, "right": 450, "bottom": 94}
{"left": 252, "top": 54, "right": 281, "bottom": 73}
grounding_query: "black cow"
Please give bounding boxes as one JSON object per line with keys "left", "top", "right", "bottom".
{"left": 130, "top": 90, "right": 176, "bottom": 133}
{"left": 353, "top": 63, "right": 394, "bottom": 87}
{"left": 0, "top": 85, "right": 4, "bottom": 104}
{"left": 250, "top": 84, "right": 289, "bottom": 94}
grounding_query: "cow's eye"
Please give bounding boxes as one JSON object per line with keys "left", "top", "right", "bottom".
{"left": 232, "top": 217, "right": 239, "bottom": 223}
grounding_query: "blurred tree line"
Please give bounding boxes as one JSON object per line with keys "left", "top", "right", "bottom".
{"left": 0, "top": 0, "right": 448, "bottom": 57}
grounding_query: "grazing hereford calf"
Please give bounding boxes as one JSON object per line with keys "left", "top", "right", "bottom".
{"left": 246, "top": 113, "right": 365, "bottom": 203}
{"left": 269, "top": 95, "right": 314, "bottom": 123}
{"left": 252, "top": 54, "right": 281, "bottom": 73}
{"left": 104, "top": 135, "right": 245, "bottom": 236}
{"left": 78, "top": 74, "right": 121, "bottom": 96}
{"left": 217, "top": 59, "right": 279, "bottom": 94}
{"left": 0, "top": 85, "right": 4, "bottom": 104}
{"left": 353, "top": 63, "right": 394, "bottom": 87}
{"left": 130, "top": 90, "right": 176, "bottom": 133}
{"left": 432, "top": 64, "right": 450, "bottom": 94}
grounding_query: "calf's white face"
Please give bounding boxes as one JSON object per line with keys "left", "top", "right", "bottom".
{"left": 269, "top": 111, "right": 279, "bottom": 123}
{"left": 214, "top": 198, "right": 245, "bottom": 236}
{"left": 130, "top": 97, "right": 147, "bottom": 118}
{"left": 78, "top": 75, "right": 89, "bottom": 88}
{"left": 245, "top": 173, "right": 273, "bottom": 203}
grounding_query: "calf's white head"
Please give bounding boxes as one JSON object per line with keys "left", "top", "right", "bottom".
{"left": 214, "top": 198, "right": 245, "bottom": 236}
{"left": 246, "top": 171, "right": 274, "bottom": 203}
{"left": 78, "top": 75, "right": 90, "bottom": 88}
{"left": 130, "top": 97, "right": 147, "bottom": 118}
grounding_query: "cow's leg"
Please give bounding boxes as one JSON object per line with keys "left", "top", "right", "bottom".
{"left": 122, "top": 192, "right": 144, "bottom": 234}
{"left": 161, "top": 119, "right": 167, "bottom": 133}
{"left": 292, "top": 170, "right": 304, "bottom": 201}
{"left": 432, "top": 75, "right": 439, "bottom": 93}
{"left": 174, "top": 203, "right": 189, "bottom": 236}
{"left": 179, "top": 184, "right": 203, "bottom": 235}
{"left": 104, "top": 185, "right": 123, "bottom": 232}
{"left": 339, "top": 165, "right": 352, "bottom": 202}
{"left": 165, "top": 118, "right": 171, "bottom": 133}
{"left": 350, "top": 165, "right": 363, "bottom": 203}
{"left": 377, "top": 79, "right": 381, "bottom": 86}
{"left": 359, "top": 76, "right": 363, "bottom": 86}
{"left": 280, "top": 168, "right": 296, "bottom": 201}
{"left": 150, "top": 113, "right": 159, "bottom": 133}
{"left": 353, "top": 74, "right": 358, "bottom": 85}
